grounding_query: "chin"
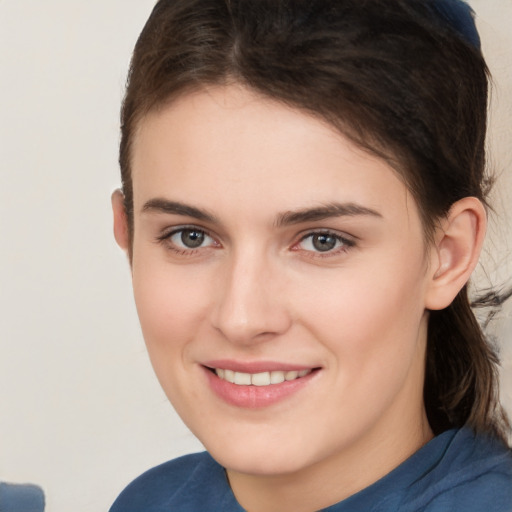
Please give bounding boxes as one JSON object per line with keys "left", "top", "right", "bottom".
{"left": 202, "top": 433, "right": 320, "bottom": 477}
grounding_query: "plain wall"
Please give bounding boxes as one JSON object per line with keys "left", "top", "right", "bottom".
{"left": 0, "top": 1, "right": 510, "bottom": 510}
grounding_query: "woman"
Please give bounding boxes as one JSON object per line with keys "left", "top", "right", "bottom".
{"left": 109, "top": 0, "right": 512, "bottom": 510}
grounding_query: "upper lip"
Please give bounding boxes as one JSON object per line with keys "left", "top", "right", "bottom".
{"left": 202, "top": 359, "right": 319, "bottom": 373}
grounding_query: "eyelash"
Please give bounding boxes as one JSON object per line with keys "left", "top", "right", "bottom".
{"left": 293, "top": 231, "right": 356, "bottom": 258}
{"left": 156, "top": 226, "right": 219, "bottom": 256}
{"left": 156, "top": 226, "right": 356, "bottom": 258}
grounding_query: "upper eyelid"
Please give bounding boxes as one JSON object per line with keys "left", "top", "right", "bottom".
{"left": 157, "top": 224, "right": 214, "bottom": 240}
{"left": 296, "top": 228, "right": 357, "bottom": 243}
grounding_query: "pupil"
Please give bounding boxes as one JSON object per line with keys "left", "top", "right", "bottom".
{"left": 312, "top": 234, "right": 336, "bottom": 252}
{"left": 181, "top": 230, "right": 205, "bottom": 248}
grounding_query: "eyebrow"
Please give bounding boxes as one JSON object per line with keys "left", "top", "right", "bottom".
{"left": 142, "top": 198, "right": 218, "bottom": 223}
{"left": 275, "top": 202, "right": 383, "bottom": 227}
{"left": 141, "top": 198, "right": 382, "bottom": 226}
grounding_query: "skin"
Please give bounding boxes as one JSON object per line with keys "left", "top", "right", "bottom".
{"left": 113, "top": 85, "right": 486, "bottom": 512}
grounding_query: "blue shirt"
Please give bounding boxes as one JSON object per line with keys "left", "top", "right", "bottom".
{"left": 110, "top": 428, "right": 512, "bottom": 511}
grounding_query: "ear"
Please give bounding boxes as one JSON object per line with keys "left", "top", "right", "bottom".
{"left": 112, "top": 188, "right": 130, "bottom": 252}
{"left": 425, "top": 197, "right": 486, "bottom": 311}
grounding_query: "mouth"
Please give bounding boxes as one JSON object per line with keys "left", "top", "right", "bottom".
{"left": 210, "top": 367, "right": 312, "bottom": 386}
{"left": 202, "top": 363, "right": 320, "bottom": 408}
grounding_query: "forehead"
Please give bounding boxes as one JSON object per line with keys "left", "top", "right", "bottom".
{"left": 130, "top": 85, "right": 416, "bottom": 226}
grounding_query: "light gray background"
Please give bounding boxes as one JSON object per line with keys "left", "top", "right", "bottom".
{"left": 0, "top": 1, "right": 510, "bottom": 510}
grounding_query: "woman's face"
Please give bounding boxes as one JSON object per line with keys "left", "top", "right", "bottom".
{"left": 125, "top": 85, "right": 435, "bottom": 479}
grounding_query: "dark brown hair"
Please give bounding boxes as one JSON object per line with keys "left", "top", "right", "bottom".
{"left": 120, "top": 0, "right": 510, "bottom": 443}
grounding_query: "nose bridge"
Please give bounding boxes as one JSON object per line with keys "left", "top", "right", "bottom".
{"left": 212, "top": 244, "right": 290, "bottom": 344}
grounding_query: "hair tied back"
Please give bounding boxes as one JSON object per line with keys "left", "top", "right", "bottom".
{"left": 430, "top": 0, "right": 481, "bottom": 49}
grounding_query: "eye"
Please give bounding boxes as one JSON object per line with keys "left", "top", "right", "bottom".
{"left": 157, "top": 226, "right": 218, "bottom": 253}
{"left": 296, "top": 232, "right": 354, "bottom": 254}
{"left": 171, "top": 228, "right": 211, "bottom": 249}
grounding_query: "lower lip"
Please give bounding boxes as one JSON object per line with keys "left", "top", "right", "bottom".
{"left": 203, "top": 367, "right": 318, "bottom": 409}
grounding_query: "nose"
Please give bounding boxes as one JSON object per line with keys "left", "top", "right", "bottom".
{"left": 210, "top": 250, "right": 292, "bottom": 345}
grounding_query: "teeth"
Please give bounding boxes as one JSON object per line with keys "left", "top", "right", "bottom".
{"left": 234, "top": 372, "right": 251, "bottom": 385}
{"left": 270, "top": 371, "right": 285, "bottom": 384}
{"left": 224, "top": 369, "right": 235, "bottom": 383}
{"left": 251, "top": 372, "right": 271, "bottom": 386}
{"left": 214, "top": 368, "right": 312, "bottom": 386}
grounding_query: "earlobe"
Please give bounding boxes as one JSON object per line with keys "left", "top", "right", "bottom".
{"left": 425, "top": 197, "right": 486, "bottom": 311}
{"left": 112, "top": 188, "right": 130, "bottom": 252}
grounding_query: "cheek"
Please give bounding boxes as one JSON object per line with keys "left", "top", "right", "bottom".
{"left": 130, "top": 260, "right": 215, "bottom": 416}
{"left": 295, "top": 252, "right": 428, "bottom": 378}
{"left": 131, "top": 255, "right": 211, "bottom": 360}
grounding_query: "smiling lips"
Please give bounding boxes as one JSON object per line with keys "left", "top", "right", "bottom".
{"left": 204, "top": 364, "right": 318, "bottom": 408}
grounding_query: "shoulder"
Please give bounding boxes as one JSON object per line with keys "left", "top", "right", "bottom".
{"left": 109, "top": 451, "right": 240, "bottom": 512}
{"left": 403, "top": 428, "right": 512, "bottom": 512}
